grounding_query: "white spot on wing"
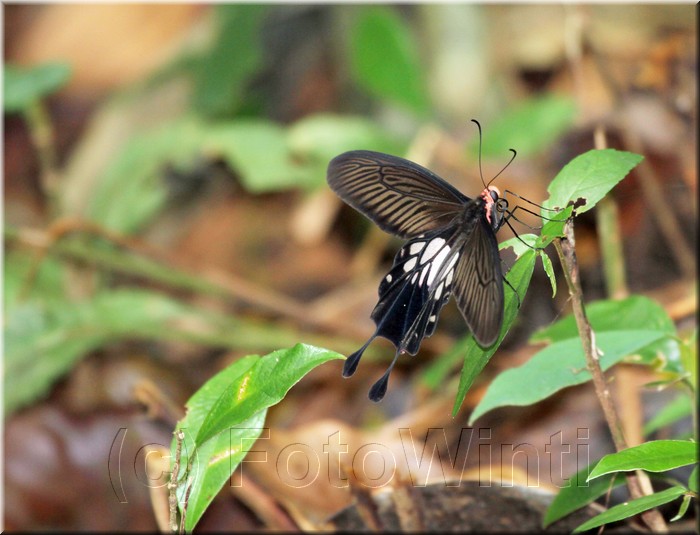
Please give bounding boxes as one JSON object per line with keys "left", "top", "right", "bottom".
{"left": 385, "top": 274, "right": 393, "bottom": 283}
{"left": 435, "top": 282, "right": 444, "bottom": 300}
{"left": 446, "top": 254, "right": 459, "bottom": 272}
{"left": 420, "top": 238, "right": 446, "bottom": 264}
{"left": 403, "top": 256, "right": 417, "bottom": 272}
{"left": 419, "top": 264, "right": 431, "bottom": 286}
{"left": 427, "top": 246, "right": 451, "bottom": 285}
{"left": 410, "top": 242, "right": 426, "bottom": 255}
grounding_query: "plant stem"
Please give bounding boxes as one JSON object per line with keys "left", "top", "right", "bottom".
{"left": 554, "top": 224, "right": 668, "bottom": 533}
{"left": 169, "top": 429, "right": 185, "bottom": 532}
{"left": 25, "top": 101, "right": 61, "bottom": 218}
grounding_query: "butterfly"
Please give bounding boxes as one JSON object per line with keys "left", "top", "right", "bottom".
{"left": 327, "top": 150, "right": 512, "bottom": 402}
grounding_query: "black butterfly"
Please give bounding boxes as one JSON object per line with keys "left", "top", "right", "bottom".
{"left": 327, "top": 150, "right": 512, "bottom": 402}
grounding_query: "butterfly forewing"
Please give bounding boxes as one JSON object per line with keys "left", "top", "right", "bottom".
{"left": 452, "top": 214, "right": 504, "bottom": 347}
{"left": 327, "top": 151, "right": 469, "bottom": 238}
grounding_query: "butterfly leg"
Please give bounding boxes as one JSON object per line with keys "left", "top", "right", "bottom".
{"left": 503, "top": 274, "right": 521, "bottom": 308}
{"left": 368, "top": 349, "right": 402, "bottom": 402}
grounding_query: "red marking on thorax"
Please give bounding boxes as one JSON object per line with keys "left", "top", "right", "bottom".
{"left": 480, "top": 185, "right": 501, "bottom": 225}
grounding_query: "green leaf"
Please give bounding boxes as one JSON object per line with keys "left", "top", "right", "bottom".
{"left": 181, "top": 355, "right": 260, "bottom": 433}
{"left": 588, "top": 440, "right": 698, "bottom": 480}
{"left": 544, "top": 149, "right": 643, "bottom": 214}
{"left": 532, "top": 295, "right": 676, "bottom": 343}
{"left": 453, "top": 247, "right": 536, "bottom": 417}
{"left": 543, "top": 464, "right": 626, "bottom": 528}
{"left": 532, "top": 294, "right": 680, "bottom": 375}
{"left": 536, "top": 205, "right": 573, "bottom": 248}
{"left": 643, "top": 393, "right": 693, "bottom": 436}
{"left": 191, "top": 5, "right": 267, "bottom": 117}
{"left": 670, "top": 493, "right": 693, "bottom": 522}
{"left": 287, "top": 113, "right": 406, "bottom": 183}
{"left": 86, "top": 118, "right": 204, "bottom": 233}
{"left": 472, "top": 95, "right": 576, "bottom": 158}
{"left": 469, "top": 330, "right": 666, "bottom": 423}
{"left": 4, "top": 62, "right": 72, "bottom": 113}
{"left": 208, "top": 120, "right": 311, "bottom": 192}
{"left": 183, "top": 411, "right": 266, "bottom": 531}
{"left": 172, "top": 345, "right": 343, "bottom": 530}
{"left": 573, "top": 486, "right": 687, "bottom": 533}
{"left": 499, "top": 233, "right": 538, "bottom": 258}
{"left": 196, "top": 344, "right": 344, "bottom": 445}
{"left": 348, "top": 6, "right": 429, "bottom": 114}
{"left": 688, "top": 464, "right": 698, "bottom": 493}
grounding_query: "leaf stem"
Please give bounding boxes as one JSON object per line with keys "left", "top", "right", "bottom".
{"left": 169, "top": 429, "right": 185, "bottom": 532}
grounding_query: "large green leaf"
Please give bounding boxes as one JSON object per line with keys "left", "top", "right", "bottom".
{"left": 588, "top": 440, "right": 698, "bottom": 480}
{"left": 348, "top": 6, "right": 429, "bottom": 114}
{"left": 195, "top": 344, "right": 344, "bottom": 445}
{"left": 172, "top": 345, "right": 343, "bottom": 530}
{"left": 468, "top": 330, "right": 666, "bottom": 423}
{"left": 531, "top": 295, "right": 680, "bottom": 372}
{"left": 544, "top": 149, "right": 643, "bottom": 214}
{"left": 532, "top": 296, "right": 676, "bottom": 343}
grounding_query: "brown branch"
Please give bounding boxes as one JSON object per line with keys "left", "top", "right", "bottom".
{"left": 554, "top": 226, "right": 668, "bottom": 533}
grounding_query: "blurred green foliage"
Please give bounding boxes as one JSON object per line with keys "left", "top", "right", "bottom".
{"left": 348, "top": 6, "right": 430, "bottom": 115}
{"left": 4, "top": 62, "right": 72, "bottom": 113}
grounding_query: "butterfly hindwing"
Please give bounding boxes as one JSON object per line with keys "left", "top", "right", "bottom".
{"left": 370, "top": 230, "right": 459, "bottom": 355}
{"left": 327, "top": 151, "right": 469, "bottom": 238}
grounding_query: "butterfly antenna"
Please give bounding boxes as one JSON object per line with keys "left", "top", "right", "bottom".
{"left": 471, "top": 119, "right": 487, "bottom": 189}
{"left": 487, "top": 149, "right": 517, "bottom": 188}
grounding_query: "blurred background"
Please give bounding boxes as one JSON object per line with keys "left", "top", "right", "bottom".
{"left": 3, "top": 3, "right": 696, "bottom": 531}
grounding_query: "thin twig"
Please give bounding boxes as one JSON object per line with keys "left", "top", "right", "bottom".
{"left": 554, "top": 227, "right": 668, "bottom": 532}
{"left": 229, "top": 471, "right": 299, "bottom": 531}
